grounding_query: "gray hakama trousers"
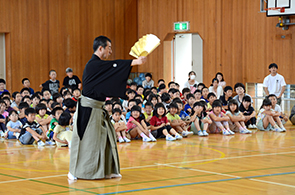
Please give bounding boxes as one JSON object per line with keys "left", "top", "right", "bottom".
{"left": 69, "top": 95, "right": 120, "bottom": 179}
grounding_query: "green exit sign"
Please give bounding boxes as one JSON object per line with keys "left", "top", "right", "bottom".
{"left": 174, "top": 21, "right": 190, "bottom": 31}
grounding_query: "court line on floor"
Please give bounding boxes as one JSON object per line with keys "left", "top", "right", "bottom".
{"left": 0, "top": 174, "right": 67, "bottom": 184}
{"left": 250, "top": 179, "right": 295, "bottom": 189}
{"left": 96, "top": 171, "right": 295, "bottom": 195}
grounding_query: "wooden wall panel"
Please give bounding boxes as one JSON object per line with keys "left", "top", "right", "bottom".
{"left": 0, "top": 0, "right": 137, "bottom": 93}
{"left": 137, "top": 0, "right": 295, "bottom": 89}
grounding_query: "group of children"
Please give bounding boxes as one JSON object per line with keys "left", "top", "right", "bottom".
{"left": 0, "top": 73, "right": 82, "bottom": 147}
{"left": 108, "top": 72, "right": 288, "bottom": 143}
{"left": 0, "top": 71, "right": 290, "bottom": 146}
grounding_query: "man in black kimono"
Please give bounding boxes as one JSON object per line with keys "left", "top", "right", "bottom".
{"left": 68, "top": 36, "right": 146, "bottom": 180}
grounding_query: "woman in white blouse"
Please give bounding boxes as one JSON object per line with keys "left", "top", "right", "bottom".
{"left": 208, "top": 78, "right": 223, "bottom": 99}
{"left": 183, "top": 71, "right": 199, "bottom": 93}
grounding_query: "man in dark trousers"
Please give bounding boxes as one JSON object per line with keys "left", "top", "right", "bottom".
{"left": 68, "top": 36, "right": 146, "bottom": 180}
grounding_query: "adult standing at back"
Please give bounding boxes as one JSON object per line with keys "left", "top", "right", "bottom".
{"left": 63, "top": 67, "right": 82, "bottom": 90}
{"left": 263, "top": 63, "right": 286, "bottom": 105}
{"left": 68, "top": 36, "right": 147, "bottom": 181}
{"left": 183, "top": 71, "right": 199, "bottom": 94}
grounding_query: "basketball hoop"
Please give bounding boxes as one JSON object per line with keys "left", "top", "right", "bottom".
{"left": 265, "top": 7, "right": 286, "bottom": 13}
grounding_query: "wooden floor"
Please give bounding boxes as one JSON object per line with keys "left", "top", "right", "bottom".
{"left": 1, "top": 123, "right": 295, "bottom": 195}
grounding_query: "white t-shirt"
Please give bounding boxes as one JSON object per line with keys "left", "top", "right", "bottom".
{"left": 263, "top": 73, "right": 286, "bottom": 97}
{"left": 209, "top": 86, "right": 223, "bottom": 99}
{"left": 274, "top": 104, "right": 281, "bottom": 113}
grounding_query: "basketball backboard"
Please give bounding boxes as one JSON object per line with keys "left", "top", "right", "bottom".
{"left": 267, "top": 0, "right": 295, "bottom": 16}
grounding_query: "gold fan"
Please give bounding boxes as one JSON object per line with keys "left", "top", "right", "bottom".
{"left": 129, "top": 34, "right": 160, "bottom": 58}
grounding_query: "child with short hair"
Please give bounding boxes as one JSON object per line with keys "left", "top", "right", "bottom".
{"left": 127, "top": 105, "right": 156, "bottom": 142}
{"left": 181, "top": 88, "right": 191, "bottom": 104}
{"left": 48, "top": 107, "right": 64, "bottom": 139}
{"left": 112, "top": 102, "right": 127, "bottom": 123}
{"left": 52, "top": 93, "right": 63, "bottom": 106}
{"left": 268, "top": 94, "right": 289, "bottom": 124}
{"left": 18, "top": 102, "right": 30, "bottom": 125}
{"left": 161, "top": 92, "right": 171, "bottom": 110}
{"left": 111, "top": 108, "right": 130, "bottom": 143}
{"left": 239, "top": 96, "right": 257, "bottom": 129}
{"left": 143, "top": 101, "right": 153, "bottom": 123}
{"left": 63, "top": 90, "right": 72, "bottom": 100}
{"left": 125, "top": 99, "right": 137, "bottom": 121}
{"left": 201, "top": 87, "right": 209, "bottom": 103}
{"left": 219, "top": 86, "right": 233, "bottom": 110}
{"left": 43, "top": 90, "right": 52, "bottom": 100}
{"left": 18, "top": 108, "right": 54, "bottom": 146}
{"left": 151, "top": 87, "right": 158, "bottom": 95}
{"left": 150, "top": 103, "right": 182, "bottom": 141}
{"left": 148, "top": 94, "right": 159, "bottom": 108}
{"left": 184, "top": 93, "right": 195, "bottom": 115}
{"left": 208, "top": 100, "right": 234, "bottom": 135}
{"left": 206, "top": 92, "right": 217, "bottom": 111}
{"left": 122, "top": 89, "right": 136, "bottom": 112}
{"left": 168, "top": 88, "right": 180, "bottom": 99}
{"left": 226, "top": 99, "right": 252, "bottom": 134}
{"left": 72, "top": 89, "right": 81, "bottom": 102}
{"left": 22, "top": 95, "right": 31, "bottom": 106}
{"left": 129, "top": 82, "right": 137, "bottom": 91}
{"left": 63, "top": 98, "right": 76, "bottom": 116}
{"left": 194, "top": 89, "right": 202, "bottom": 102}
{"left": 2, "top": 97, "right": 14, "bottom": 113}
{"left": 142, "top": 73, "right": 154, "bottom": 89}
{"left": 53, "top": 112, "right": 72, "bottom": 147}
{"left": 30, "top": 93, "right": 40, "bottom": 109}
{"left": 40, "top": 70, "right": 60, "bottom": 95}
{"left": 0, "top": 78, "right": 9, "bottom": 96}
{"left": 5, "top": 110, "right": 22, "bottom": 139}
{"left": 35, "top": 103, "right": 52, "bottom": 132}
{"left": 190, "top": 101, "right": 212, "bottom": 136}
{"left": 158, "top": 84, "right": 167, "bottom": 96}
{"left": 168, "top": 81, "right": 176, "bottom": 89}
{"left": 137, "top": 85, "right": 144, "bottom": 99}
{"left": 166, "top": 102, "right": 193, "bottom": 137}
{"left": 256, "top": 98, "right": 286, "bottom": 132}
{"left": 173, "top": 98, "right": 190, "bottom": 121}
{"left": 233, "top": 83, "right": 252, "bottom": 107}
{"left": 11, "top": 91, "right": 22, "bottom": 111}
{"left": 22, "top": 78, "right": 34, "bottom": 95}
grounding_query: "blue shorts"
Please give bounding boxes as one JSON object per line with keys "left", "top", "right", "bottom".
{"left": 19, "top": 128, "right": 43, "bottom": 145}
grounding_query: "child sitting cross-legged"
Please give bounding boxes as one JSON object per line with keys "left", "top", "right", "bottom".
{"left": 111, "top": 108, "right": 130, "bottom": 143}
{"left": 226, "top": 99, "right": 252, "bottom": 134}
{"left": 166, "top": 102, "right": 193, "bottom": 137}
{"left": 18, "top": 108, "right": 55, "bottom": 146}
{"left": 184, "top": 93, "right": 195, "bottom": 115}
{"left": 256, "top": 98, "right": 286, "bottom": 132}
{"left": 126, "top": 105, "right": 156, "bottom": 142}
{"left": 190, "top": 101, "right": 212, "bottom": 136}
{"left": 143, "top": 101, "right": 153, "bottom": 123}
{"left": 5, "top": 110, "right": 22, "bottom": 139}
{"left": 35, "top": 103, "right": 52, "bottom": 132}
{"left": 268, "top": 94, "right": 289, "bottom": 125}
{"left": 150, "top": 103, "right": 183, "bottom": 141}
{"left": 208, "top": 100, "right": 235, "bottom": 135}
{"left": 53, "top": 112, "right": 73, "bottom": 147}
{"left": 48, "top": 107, "right": 64, "bottom": 139}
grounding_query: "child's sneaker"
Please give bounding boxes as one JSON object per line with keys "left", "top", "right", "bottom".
{"left": 14, "top": 132, "right": 20, "bottom": 139}
{"left": 68, "top": 172, "right": 77, "bottom": 180}
{"left": 0, "top": 131, "right": 5, "bottom": 137}
{"left": 280, "top": 126, "right": 286, "bottom": 132}
{"left": 123, "top": 137, "right": 131, "bottom": 143}
{"left": 186, "top": 131, "right": 194, "bottom": 136}
{"left": 175, "top": 134, "right": 183, "bottom": 140}
{"left": 166, "top": 135, "right": 176, "bottom": 141}
{"left": 240, "top": 129, "right": 251, "bottom": 134}
{"left": 202, "top": 130, "right": 209, "bottom": 136}
{"left": 222, "top": 130, "right": 230, "bottom": 135}
{"left": 273, "top": 127, "right": 284, "bottom": 132}
{"left": 143, "top": 137, "right": 152, "bottom": 142}
{"left": 198, "top": 130, "right": 204, "bottom": 136}
{"left": 227, "top": 129, "right": 235, "bottom": 135}
{"left": 252, "top": 124, "right": 257, "bottom": 129}
{"left": 118, "top": 137, "right": 125, "bottom": 143}
{"left": 37, "top": 141, "right": 46, "bottom": 147}
{"left": 45, "top": 140, "right": 56, "bottom": 145}
{"left": 248, "top": 124, "right": 254, "bottom": 129}
{"left": 149, "top": 136, "right": 157, "bottom": 142}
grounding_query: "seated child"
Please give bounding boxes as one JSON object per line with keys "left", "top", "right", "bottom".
{"left": 158, "top": 84, "right": 167, "bottom": 96}
{"left": 0, "top": 100, "right": 7, "bottom": 136}
{"left": 151, "top": 86, "right": 158, "bottom": 95}
{"left": 150, "top": 103, "right": 182, "bottom": 141}
{"left": 35, "top": 103, "right": 52, "bottom": 132}
{"left": 111, "top": 108, "right": 130, "bottom": 143}
{"left": 143, "top": 101, "right": 153, "bottom": 123}
{"left": 30, "top": 93, "right": 41, "bottom": 109}
{"left": 166, "top": 102, "right": 193, "bottom": 137}
{"left": 256, "top": 98, "right": 286, "bottom": 132}
{"left": 208, "top": 100, "right": 235, "bottom": 135}
{"left": 239, "top": 96, "right": 257, "bottom": 128}
{"left": 148, "top": 94, "right": 159, "bottom": 108}
{"left": 197, "top": 83, "right": 206, "bottom": 91}
{"left": 194, "top": 89, "right": 202, "bottom": 102}
{"left": 184, "top": 93, "right": 195, "bottom": 115}
{"left": 72, "top": 88, "right": 81, "bottom": 102}
{"left": 201, "top": 87, "right": 209, "bottom": 103}
{"left": 125, "top": 99, "right": 137, "bottom": 121}
{"left": 112, "top": 102, "right": 127, "bottom": 123}
{"left": 173, "top": 98, "right": 190, "bottom": 121}
{"left": 137, "top": 85, "right": 144, "bottom": 99}
{"left": 168, "top": 88, "right": 180, "bottom": 99}
{"left": 63, "top": 90, "right": 72, "bottom": 100}
{"left": 63, "top": 98, "right": 76, "bottom": 116}
{"left": 168, "top": 81, "right": 176, "bottom": 89}
{"left": 129, "top": 82, "right": 137, "bottom": 91}
{"left": 122, "top": 89, "right": 136, "bottom": 112}
{"left": 11, "top": 91, "right": 22, "bottom": 111}
{"left": 52, "top": 93, "right": 63, "bottom": 106}
{"left": 48, "top": 107, "right": 64, "bottom": 139}
{"left": 42, "top": 90, "right": 52, "bottom": 100}
{"left": 18, "top": 108, "right": 54, "bottom": 146}
{"left": 127, "top": 105, "right": 156, "bottom": 142}
{"left": 190, "top": 101, "right": 212, "bottom": 136}
{"left": 219, "top": 86, "right": 233, "bottom": 110}
{"left": 226, "top": 99, "right": 252, "bottom": 134}
{"left": 160, "top": 92, "right": 171, "bottom": 110}
{"left": 206, "top": 92, "right": 217, "bottom": 111}
{"left": 2, "top": 96, "right": 14, "bottom": 113}
{"left": 268, "top": 94, "right": 289, "bottom": 124}
{"left": 290, "top": 104, "right": 295, "bottom": 125}
{"left": 5, "top": 110, "right": 22, "bottom": 139}
{"left": 142, "top": 73, "right": 154, "bottom": 89}
{"left": 181, "top": 88, "right": 191, "bottom": 105}
{"left": 18, "top": 102, "right": 30, "bottom": 124}
{"left": 0, "top": 78, "right": 9, "bottom": 95}
{"left": 21, "top": 95, "right": 31, "bottom": 106}
{"left": 53, "top": 112, "right": 72, "bottom": 147}
{"left": 104, "top": 100, "right": 113, "bottom": 116}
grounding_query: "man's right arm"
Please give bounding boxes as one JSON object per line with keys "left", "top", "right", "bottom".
{"left": 131, "top": 56, "right": 147, "bottom": 66}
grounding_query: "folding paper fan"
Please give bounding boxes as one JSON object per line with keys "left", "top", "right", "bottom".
{"left": 129, "top": 34, "right": 160, "bottom": 58}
